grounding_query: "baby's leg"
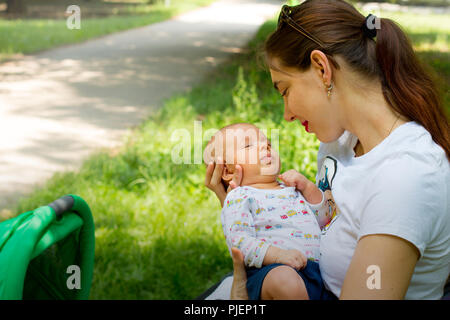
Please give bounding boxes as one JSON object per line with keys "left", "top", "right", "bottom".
{"left": 261, "top": 265, "right": 309, "bottom": 300}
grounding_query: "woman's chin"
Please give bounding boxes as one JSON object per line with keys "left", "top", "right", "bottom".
{"left": 315, "top": 128, "right": 346, "bottom": 143}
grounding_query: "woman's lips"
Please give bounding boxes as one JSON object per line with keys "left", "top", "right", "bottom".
{"left": 301, "top": 120, "right": 309, "bottom": 133}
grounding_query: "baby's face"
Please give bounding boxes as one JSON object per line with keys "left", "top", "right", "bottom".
{"left": 205, "top": 124, "right": 281, "bottom": 185}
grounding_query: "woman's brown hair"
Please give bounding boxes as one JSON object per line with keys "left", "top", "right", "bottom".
{"left": 264, "top": 0, "right": 450, "bottom": 160}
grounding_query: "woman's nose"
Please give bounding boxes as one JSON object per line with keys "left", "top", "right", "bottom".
{"left": 284, "top": 105, "right": 296, "bottom": 122}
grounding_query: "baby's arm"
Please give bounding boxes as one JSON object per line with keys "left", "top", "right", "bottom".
{"left": 221, "top": 190, "right": 270, "bottom": 268}
{"left": 279, "top": 169, "right": 330, "bottom": 229}
{"left": 279, "top": 169, "right": 322, "bottom": 204}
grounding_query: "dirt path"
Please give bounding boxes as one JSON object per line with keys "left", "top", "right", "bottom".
{"left": 0, "top": 0, "right": 282, "bottom": 209}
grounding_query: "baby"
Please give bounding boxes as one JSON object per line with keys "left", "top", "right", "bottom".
{"left": 203, "top": 123, "right": 336, "bottom": 300}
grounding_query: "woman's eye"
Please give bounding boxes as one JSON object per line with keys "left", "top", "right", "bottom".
{"left": 245, "top": 144, "right": 251, "bottom": 148}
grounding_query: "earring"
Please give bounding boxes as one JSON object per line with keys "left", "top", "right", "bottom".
{"left": 326, "top": 82, "right": 333, "bottom": 98}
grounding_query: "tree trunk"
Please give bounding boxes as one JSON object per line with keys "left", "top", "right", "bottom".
{"left": 6, "top": 0, "right": 27, "bottom": 15}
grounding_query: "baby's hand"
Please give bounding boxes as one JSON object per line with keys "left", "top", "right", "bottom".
{"left": 278, "top": 169, "right": 323, "bottom": 205}
{"left": 278, "top": 169, "right": 309, "bottom": 190}
{"left": 275, "top": 249, "right": 307, "bottom": 270}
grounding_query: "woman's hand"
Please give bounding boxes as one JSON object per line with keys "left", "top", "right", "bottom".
{"left": 227, "top": 165, "right": 243, "bottom": 192}
{"left": 205, "top": 159, "right": 243, "bottom": 207}
{"left": 230, "top": 247, "right": 249, "bottom": 300}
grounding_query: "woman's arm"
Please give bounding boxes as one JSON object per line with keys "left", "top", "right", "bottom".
{"left": 340, "top": 234, "right": 419, "bottom": 299}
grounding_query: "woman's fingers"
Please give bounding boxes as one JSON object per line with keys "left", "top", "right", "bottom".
{"left": 230, "top": 247, "right": 249, "bottom": 300}
{"left": 205, "top": 159, "right": 228, "bottom": 207}
{"left": 205, "top": 162, "right": 214, "bottom": 187}
{"left": 229, "top": 165, "right": 243, "bottom": 190}
{"left": 211, "top": 158, "right": 224, "bottom": 186}
{"left": 205, "top": 159, "right": 223, "bottom": 188}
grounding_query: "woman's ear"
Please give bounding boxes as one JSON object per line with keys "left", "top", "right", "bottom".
{"left": 310, "top": 49, "right": 333, "bottom": 86}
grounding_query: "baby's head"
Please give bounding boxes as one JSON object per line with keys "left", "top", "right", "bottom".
{"left": 203, "top": 123, "right": 281, "bottom": 188}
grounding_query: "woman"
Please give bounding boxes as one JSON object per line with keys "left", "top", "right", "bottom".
{"left": 204, "top": 0, "right": 449, "bottom": 300}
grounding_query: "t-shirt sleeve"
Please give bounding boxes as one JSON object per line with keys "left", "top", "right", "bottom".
{"left": 306, "top": 190, "right": 331, "bottom": 229}
{"left": 358, "top": 154, "right": 446, "bottom": 258}
{"left": 221, "top": 188, "right": 270, "bottom": 268}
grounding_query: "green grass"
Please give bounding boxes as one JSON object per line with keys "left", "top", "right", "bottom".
{"left": 7, "top": 10, "right": 450, "bottom": 299}
{"left": 0, "top": 0, "right": 214, "bottom": 61}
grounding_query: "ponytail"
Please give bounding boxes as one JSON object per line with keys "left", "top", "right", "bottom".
{"left": 376, "top": 18, "right": 450, "bottom": 160}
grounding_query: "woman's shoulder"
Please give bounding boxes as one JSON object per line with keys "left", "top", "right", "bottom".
{"left": 388, "top": 121, "right": 448, "bottom": 165}
{"left": 376, "top": 123, "right": 449, "bottom": 192}
{"left": 355, "top": 123, "right": 449, "bottom": 259}
{"left": 359, "top": 122, "right": 449, "bottom": 234}
{"left": 366, "top": 122, "right": 448, "bottom": 194}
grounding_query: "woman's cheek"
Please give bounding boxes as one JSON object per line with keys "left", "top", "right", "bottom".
{"left": 286, "top": 95, "right": 304, "bottom": 119}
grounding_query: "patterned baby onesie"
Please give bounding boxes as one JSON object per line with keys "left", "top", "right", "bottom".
{"left": 221, "top": 183, "right": 330, "bottom": 268}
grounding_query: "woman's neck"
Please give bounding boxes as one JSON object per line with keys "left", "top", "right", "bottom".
{"left": 351, "top": 112, "right": 408, "bottom": 157}
{"left": 339, "top": 79, "right": 407, "bottom": 156}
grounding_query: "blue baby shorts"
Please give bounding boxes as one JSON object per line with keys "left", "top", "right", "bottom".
{"left": 246, "top": 260, "right": 337, "bottom": 300}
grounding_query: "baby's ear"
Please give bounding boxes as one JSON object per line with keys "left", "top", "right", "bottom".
{"left": 221, "top": 164, "right": 235, "bottom": 183}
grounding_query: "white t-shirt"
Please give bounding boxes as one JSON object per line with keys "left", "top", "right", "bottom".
{"left": 317, "top": 121, "right": 450, "bottom": 300}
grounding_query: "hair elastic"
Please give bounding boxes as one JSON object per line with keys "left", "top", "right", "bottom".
{"left": 362, "top": 14, "right": 378, "bottom": 39}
